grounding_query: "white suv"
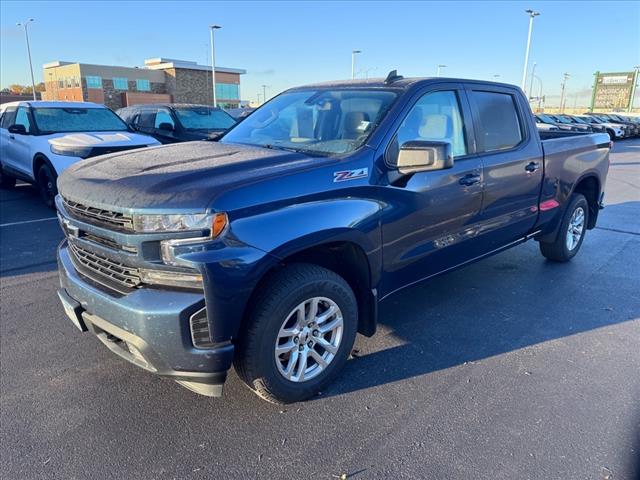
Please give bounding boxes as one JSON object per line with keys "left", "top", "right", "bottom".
{"left": 0, "top": 101, "right": 160, "bottom": 207}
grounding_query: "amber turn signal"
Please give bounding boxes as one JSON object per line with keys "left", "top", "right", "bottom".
{"left": 211, "top": 213, "right": 228, "bottom": 238}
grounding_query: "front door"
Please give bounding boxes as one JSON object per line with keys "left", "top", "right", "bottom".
{"left": 379, "top": 86, "right": 484, "bottom": 297}
{"left": 4, "top": 106, "right": 34, "bottom": 178}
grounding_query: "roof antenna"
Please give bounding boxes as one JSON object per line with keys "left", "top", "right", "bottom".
{"left": 384, "top": 70, "right": 403, "bottom": 84}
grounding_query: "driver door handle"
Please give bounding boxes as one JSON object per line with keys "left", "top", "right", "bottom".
{"left": 459, "top": 174, "right": 481, "bottom": 186}
{"left": 525, "top": 161, "right": 540, "bottom": 173}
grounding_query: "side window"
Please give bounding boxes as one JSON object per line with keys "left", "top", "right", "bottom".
{"left": 14, "top": 107, "right": 32, "bottom": 133}
{"left": 395, "top": 90, "right": 467, "bottom": 158}
{"left": 1, "top": 106, "right": 16, "bottom": 129}
{"left": 470, "top": 91, "right": 523, "bottom": 152}
{"left": 137, "top": 109, "right": 156, "bottom": 129}
{"left": 154, "top": 109, "right": 174, "bottom": 129}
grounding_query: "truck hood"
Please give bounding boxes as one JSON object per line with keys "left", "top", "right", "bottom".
{"left": 57, "top": 141, "right": 321, "bottom": 211}
{"left": 48, "top": 131, "right": 158, "bottom": 148}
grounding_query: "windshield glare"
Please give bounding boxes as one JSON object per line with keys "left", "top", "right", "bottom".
{"left": 221, "top": 89, "right": 398, "bottom": 155}
{"left": 175, "top": 107, "right": 236, "bottom": 131}
{"left": 32, "top": 107, "right": 128, "bottom": 134}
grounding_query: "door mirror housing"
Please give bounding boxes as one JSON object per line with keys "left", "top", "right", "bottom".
{"left": 397, "top": 140, "right": 454, "bottom": 174}
{"left": 158, "top": 122, "right": 174, "bottom": 132}
{"left": 8, "top": 124, "right": 28, "bottom": 135}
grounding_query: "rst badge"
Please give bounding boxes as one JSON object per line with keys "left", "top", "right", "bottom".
{"left": 333, "top": 168, "right": 368, "bottom": 182}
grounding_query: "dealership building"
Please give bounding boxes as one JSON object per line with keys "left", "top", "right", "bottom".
{"left": 41, "top": 57, "right": 246, "bottom": 109}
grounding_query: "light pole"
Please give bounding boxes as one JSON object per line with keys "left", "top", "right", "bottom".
{"left": 351, "top": 50, "right": 361, "bottom": 80}
{"left": 17, "top": 19, "right": 37, "bottom": 101}
{"left": 521, "top": 9, "right": 540, "bottom": 91}
{"left": 257, "top": 93, "right": 262, "bottom": 105}
{"left": 436, "top": 64, "right": 447, "bottom": 77}
{"left": 528, "top": 62, "right": 537, "bottom": 99}
{"left": 209, "top": 25, "right": 221, "bottom": 107}
{"left": 261, "top": 84, "right": 268, "bottom": 104}
{"left": 533, "top": 74, "right": 544, "bottom": 111}
{"left": 559, "top": 73, "right": 570, "bottom": 113}
{"left": 629, "top": 65, "right": 640, "bottom": 113}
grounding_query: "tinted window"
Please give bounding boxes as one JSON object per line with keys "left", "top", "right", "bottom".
{"left": 137, "top": 109, "right": 156, "bottom": 128}
{"left": 0, "top": 106, "right": 17, "bottom": 128}
{"left": 174, "top": 107, "right": 236, "bottom": 130}
{"left": 471, "top": 91, "right": 523, "bottom": 152}
{"left": 15, "top": 107, "right": 32, "bottom": 133}
{"left": 86, "top": 76, "right": 102, "bottom": 88}
{"left": 395, "top": 90, "right": 467, "bottom": 157}
{"left": 154, "top": 109, "right": 174, "bottom": 129}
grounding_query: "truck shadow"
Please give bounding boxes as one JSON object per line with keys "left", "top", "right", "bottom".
{"left": 320, "top": 204, "right": 639, "bottom": 399}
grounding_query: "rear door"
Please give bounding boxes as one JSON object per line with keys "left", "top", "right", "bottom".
{"left": 4, "top": 106, "right": 34, "bottom": 178}
{"left": 0, "top": 106, "right": 18, "bottom": 168}
{"left": 466, "top": 85, "right": 542, "bottom": 248}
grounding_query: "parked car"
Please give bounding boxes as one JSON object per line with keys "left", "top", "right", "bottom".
{"left": 55, "top": 74, "right": 610, "bottom": 403}
{"left": 578, "top": 115, "right": 627, "bottom": 140}
{"left": 0, "top": 101, "right": 159, "bottom": 206}
{"left": 547, "top": 114, "right": 594, "bottom": 133}
{"left": 533, "top": 116, "right": 560, "bottom": 132}
{"left": 117, "top": 104, "right": 236, "bottom": 144}
{"left": 535, "top": 114, "right": 579, "bottom": 132}
{"left": 560, "top": 115, "right": 608, "bottom": 134}
{"left": 596, "top": 114, "right": 639, "bottom": 137}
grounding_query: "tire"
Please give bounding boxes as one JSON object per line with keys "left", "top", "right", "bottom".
{"left": 0, "top": 165, "right": 16, "bottom": 189}
{"left": 234, "top": 263, "right": 358, "bottom": 404}
{"left": 606, "top": 129, "right": 615, "bottom": 141}
{"left": 37, "top": 163, "right": 58, "bottom": 208}
{"left": 539, "top": 193, "right": 589, "bottom": 262}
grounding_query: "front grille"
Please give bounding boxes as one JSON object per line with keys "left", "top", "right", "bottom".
{"left": 81, "top": 232, "right": 138, "bottom": 253}
{"left": 68, "top": 242, "right": 141, "bottom": 293}
{"left": 63, "top": 197, "right": 134, "bottom": 232}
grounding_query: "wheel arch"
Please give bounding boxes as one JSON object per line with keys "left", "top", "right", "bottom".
{"left": 32, "top": 152, "right": 55, "bottom": 181}
{"left": 571, "top": 174, "right": 601, "bottom": 229}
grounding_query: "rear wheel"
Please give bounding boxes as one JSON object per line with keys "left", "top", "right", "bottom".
{"left": 0, "top": 165, "right": 16, "bottom": 189}
{"left": 539, "top": 193, "right": 588, "bottom": 262}
{"left": 37, "top": 163, "right": 58, "bottom": 208}
{"left": 234, "top": 263, "right": 358, "bottom": 404}
{"left": 606, "top": 129, "right": 616, "bottom": 141}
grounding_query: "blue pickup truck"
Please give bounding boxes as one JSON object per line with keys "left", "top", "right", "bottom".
{"left": 55, "top": 73, "right": 610, "bottom": 403}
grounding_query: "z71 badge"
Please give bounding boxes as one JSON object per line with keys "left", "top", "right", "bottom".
{"left": 333, "top": 168, "right": 369, "bottom": 182}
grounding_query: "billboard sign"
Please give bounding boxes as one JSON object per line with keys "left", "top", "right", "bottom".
{"left": 591, "top": 71, "right": 636, "bottom": 110}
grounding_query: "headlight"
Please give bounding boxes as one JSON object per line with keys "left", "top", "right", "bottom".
{"left": 50, "top": 144, "right": 93, "bottom": 158}
{"left": 159, "top": 212, "right": 228, "bottom": 267}
{"left": 132, "top": 213, "right": 214, "bottom": 233}
{"left": 139, "top": 268, "right": 203, "bottom": 290}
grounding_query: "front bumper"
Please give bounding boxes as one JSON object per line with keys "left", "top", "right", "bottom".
{"left": 57, "top": 241, "right": 234, "bottom": 396}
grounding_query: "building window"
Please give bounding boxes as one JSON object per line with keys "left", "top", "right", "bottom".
{"left": 215, "top": 83, "right": 240, "bottom": 100}
{"left": 86, "top": 76, "right": 102, "bottom": 89}
{"left": 113, "top": 77, "right": 128, "bottom": 90}
{"left": 136, "top": 79, "right": 150, "bottom": 92}
{"left": 58, "top": 78, "right": 65, "bottom": 89}
{"left": 66, "top": 77, "right": 72, "bottom": 88}
{"left": 74, "top": 76, "right": 80, "bottom": 87}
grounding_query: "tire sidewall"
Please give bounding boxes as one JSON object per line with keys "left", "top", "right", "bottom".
{"left": 252, "top": 276, "right": 357, "bottom": 402}
{"left": 37, "top": 164, "right": 57, "bottom": 207}
{"left": 560, "top": 195, "right": 589, "bottom": 260}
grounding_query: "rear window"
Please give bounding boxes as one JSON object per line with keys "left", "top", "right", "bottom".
{"left": 32, "top": 107, "right": 129, "bottom": 134}
{"left": 470, "top": 91, "right": 523, "bottom": 152}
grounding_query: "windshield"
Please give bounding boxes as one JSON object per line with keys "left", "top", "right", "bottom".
{"left": 554, "top": 116, "right": 572, "bottom": 124}
{"left": 174, "top": 107, "right": 236, "bottom": 131}
{"left": 572, "top": 116, "right": 587, "bottom": 124}
{"left": 221, "top": 89, "right": 398, "bottom": 156}
{"left": 32, "top": 107, "right": 128, "bottom": 134}
{"left": 537, "top": 114, "right": 556, "bottom": 124}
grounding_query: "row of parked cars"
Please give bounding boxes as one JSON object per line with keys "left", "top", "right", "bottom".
{"left": 535, "top": 112, "right": 640, "bottom": 140}
{"left": 0, "top": 100, "right": 251, "bottom": 206}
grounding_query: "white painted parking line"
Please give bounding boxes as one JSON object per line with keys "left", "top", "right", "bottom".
{"left": 0, "top": 217, "right": 58, "bottom": 228}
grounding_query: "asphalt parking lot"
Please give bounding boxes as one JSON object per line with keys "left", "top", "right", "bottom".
{"left": 1, "top": 139, "right": 639, "bottom": 480}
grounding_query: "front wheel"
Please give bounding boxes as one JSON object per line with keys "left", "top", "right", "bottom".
{"left": 234, "top": 263, "right": 358, "bottom": 404}
{"left": 539, "top": 193, "right": 589, "bottom": 262}
{"left": 37, "top": 163, "right": 58, "bottom": 208}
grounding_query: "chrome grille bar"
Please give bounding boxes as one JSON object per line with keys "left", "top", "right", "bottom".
{"left": 63, "top": 197, "right": 134, "bottom": 231}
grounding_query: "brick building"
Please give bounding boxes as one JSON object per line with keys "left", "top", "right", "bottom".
{"left": 41, "top": 58, "right": 245, "bottom": 110}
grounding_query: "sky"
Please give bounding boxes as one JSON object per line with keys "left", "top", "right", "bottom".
{"left": 1, "top": 0, "right": 639, "bottom": 107}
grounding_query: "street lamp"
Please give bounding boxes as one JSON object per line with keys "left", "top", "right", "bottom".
{"left": 528, "top": 62, "right": 537, "bottom": 99}
{"left": 436, "top": 64, "right": 447, "bottom": 77}
{"left": 209, "top": 25, "right": 221, "bottom": 107}
{"left": 559, "top": 73, "right": 571, "bottom": 113}
{"left": 261, "top": 84, "right": 268, "bottom": 104}
{"left": 351, "top": 50, "right": 361, "bottom": 80}
{"left": 17, "top": 19, "right": 36, "bottom": 101}
{"left": 521, "top": 9, "right": 540, "bottom": 91}
{"left": 629, "top": 65, "right": 640, "bottom": 113}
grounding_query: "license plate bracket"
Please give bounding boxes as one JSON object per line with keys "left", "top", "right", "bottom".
{"left": 57, "top": 289, "right": 87, "bottom": 332}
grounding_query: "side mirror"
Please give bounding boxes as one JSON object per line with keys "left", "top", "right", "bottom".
{"left": 8, "top": 124, "right": 28, "bottom": 135}
{"left": 397, "top": 140, "right": 454, "bottom": 174}
{"left": 128, "top": 123, "right": 138, "bottom": 131}
{"left": 158, "top": 122, "right": 174, "bottom": 132}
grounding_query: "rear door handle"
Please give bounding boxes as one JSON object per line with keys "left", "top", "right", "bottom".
{"left": 459, "top": 174, "right": 481, "bottom": 186}
{"left": 525, "top": 161, "right": 540, "bottom": 173}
